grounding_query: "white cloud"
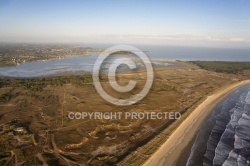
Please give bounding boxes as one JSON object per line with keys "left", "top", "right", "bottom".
{"left": 116, "top": 35, "right": 249, "bottom": 43}
{"left": 229, "top": 38, "right": 246, "bottom": 42}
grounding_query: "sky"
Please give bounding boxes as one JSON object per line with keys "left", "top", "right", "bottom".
{"left": 0, "top": 0, "right": 250, "bottom": 48}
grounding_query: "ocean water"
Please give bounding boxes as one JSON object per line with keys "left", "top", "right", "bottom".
{"left": 0, "top": 45, "right": 249, "bottom": 77}
{"left": 0, "top": 55, "right": 98, "bottom": 77}
{"left": 187, "top": 84, "right": 250, "bottom": 166}
{"left": 93, "top": 44, "right": 250, "bottom": 61}
{"left": 144, "top": 45, "right": 250, "bottom": 61}
{"left": 0, "top": 54, "right": 165, "bottom": 77}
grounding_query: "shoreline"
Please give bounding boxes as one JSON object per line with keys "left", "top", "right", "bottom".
{"left": 143, "top": 79, "right": 250, "bottom": 166}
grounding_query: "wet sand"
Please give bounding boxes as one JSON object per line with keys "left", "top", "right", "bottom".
{"left": 143, "top": 80, "right": 250, "bottom": 166}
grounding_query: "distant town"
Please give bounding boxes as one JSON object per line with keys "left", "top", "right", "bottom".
{"left": 0, "top": 43, "right": 104, "bottom": 67}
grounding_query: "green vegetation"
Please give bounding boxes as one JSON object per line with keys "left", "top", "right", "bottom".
{"left": 0, "top": 75, "right": 93, "bottom": 90}
{"left": 0, "top": 91, "right": 19, "bottom": 103}
{"left": 96, "top": 131, "right": 106, "bottom": 139}
{"left": 191, "top": 61, "right": 250, "bottom": 74}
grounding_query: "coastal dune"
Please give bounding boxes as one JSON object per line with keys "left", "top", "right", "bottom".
{"left": 143, "top": 80, "right": 250, "bottom": 166}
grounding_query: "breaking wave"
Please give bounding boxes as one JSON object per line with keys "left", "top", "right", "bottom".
{"left": 187, "top": 84, "right": 250, "bottom": 166}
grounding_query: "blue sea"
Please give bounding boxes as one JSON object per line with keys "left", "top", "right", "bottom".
{"left": 0, "top": 45, "right": 249, "bottom": 77}
{"left": 187, "top": 84, "right": 250, "bottom": 166}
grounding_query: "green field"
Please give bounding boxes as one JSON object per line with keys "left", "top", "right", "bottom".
{"left": 191, "top": 61, "right": 250, "bottom": 74}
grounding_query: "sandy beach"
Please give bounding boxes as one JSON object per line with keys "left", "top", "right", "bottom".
{"left": 143, "top": 80, "right": 250, "bottom": 166}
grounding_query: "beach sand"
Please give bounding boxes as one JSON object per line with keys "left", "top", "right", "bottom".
{"left": 143, "top": 80, "right": 250, "bottom": 166}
